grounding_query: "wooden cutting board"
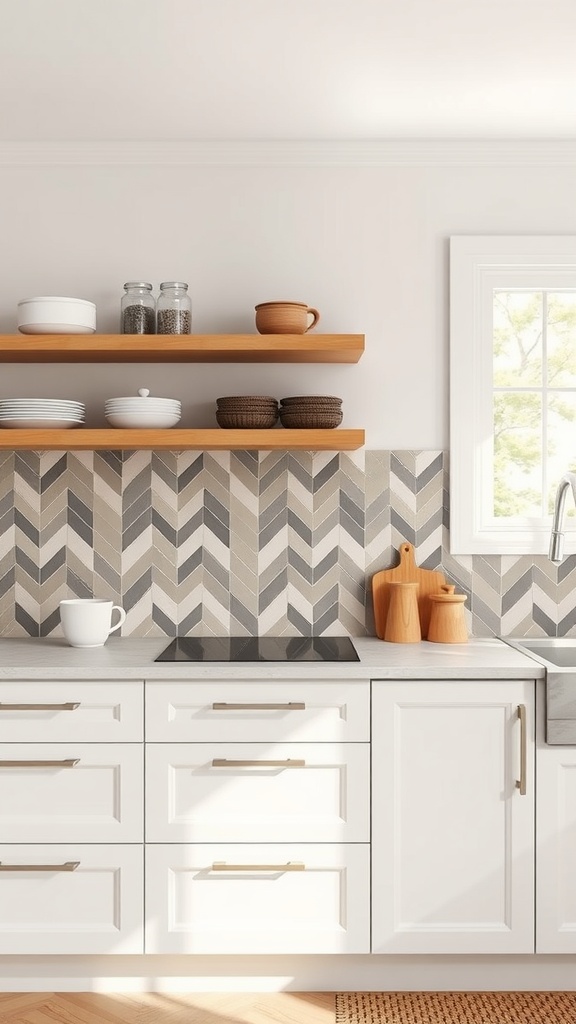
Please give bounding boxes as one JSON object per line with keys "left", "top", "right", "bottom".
{"left": 372, "top": 541, "right": 447, "bottom": 640}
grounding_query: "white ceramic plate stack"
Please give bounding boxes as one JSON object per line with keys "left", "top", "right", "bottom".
{"left": 0, "top": 398, "right": 85, "bottom": 429}
{"left": 105, "top": 388, "right": 181, "bottom": 429}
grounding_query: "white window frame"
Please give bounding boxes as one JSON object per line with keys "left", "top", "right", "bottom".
{"left": 450, "top": 235, "right": 576, "bottom": 555}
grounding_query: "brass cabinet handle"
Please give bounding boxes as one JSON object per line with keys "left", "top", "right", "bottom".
{"left": 212, "top": 702, "right": 305, "bottom": 711}
{"left": 211, "top": 758, "right": 305, "bottom": 768}
{"left": 516, "top": 704, "right": 527, "bottom": 796}
{"left": 0, "top": 758, "right": 80, "bottom": 768}
{"left": 0, "top": 861, "right": 80, "bottom": 872}
{"left": 0, "top": 702, "right": 80, "bottom": 712}
{"left": 211, "top": 861, "right": 305, "bottom": 872}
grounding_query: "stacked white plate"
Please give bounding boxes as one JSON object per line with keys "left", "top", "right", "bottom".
{"left": 0, "top": 398, "right": 85, "bottom": 429}
{"left": 105, "top": 388, "right": 181, "bottom": 429}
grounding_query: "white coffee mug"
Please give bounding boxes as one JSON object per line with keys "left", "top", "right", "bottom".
{"left": 59, "top": 599, "right": 126, "bottom": 648}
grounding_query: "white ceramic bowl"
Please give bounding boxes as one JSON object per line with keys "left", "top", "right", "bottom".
{"left": 17, "top": 297, "right": 96, "bottom": 335}
{"left": 105, "top": 411, "right": 181, "bottom": 429}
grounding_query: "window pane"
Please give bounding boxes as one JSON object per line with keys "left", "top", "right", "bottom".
{"left": 493, "top": 392, "right": 542, "bottom": 516}
{"left": 547, "top": 293, "right": 576, "bottom": 386}
{"left": 493, "top": 291, "right": 542, "bottom": 387}
{"left": 548, "top": 392, "right": 576, "bottom": 515}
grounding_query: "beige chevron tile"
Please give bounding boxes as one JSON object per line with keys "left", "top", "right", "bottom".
{"left": 14, "top": 579, "right": 40, "bottom": 621}
{"left": 258, "top": 589, "right": 290, "bottom": 630}
{"left": 501, "top": 589, "right": 534, "bottom": 635}
{"left": 0, "top": 522, "right": 15, "bottom": 562}
{"left": 202, "top": 598, "right": 231, "bottom": 634}
{"left": 231, "top": 544, "right": 258, "bottom": 582}
{"left": 94, "top": 456, "right": 123, "bottom": 499}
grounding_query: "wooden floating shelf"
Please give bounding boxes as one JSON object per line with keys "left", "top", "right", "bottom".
{"left": 0, "top": 334, "right": 364, "bottom": 364}
{"left": 0, "top": 429, "right": 365, "bottom": 452}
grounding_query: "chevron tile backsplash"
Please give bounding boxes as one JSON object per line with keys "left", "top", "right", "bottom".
{"left": 0, "top": 448, "right": 571, "bottom": 637}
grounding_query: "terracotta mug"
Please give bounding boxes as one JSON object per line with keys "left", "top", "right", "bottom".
{"left": 255, "top": 301, "right": 320, "bottom": 335}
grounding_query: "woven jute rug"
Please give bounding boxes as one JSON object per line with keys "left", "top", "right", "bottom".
{"left": 335, "top": 992, "right": 576, "bottom": 1023}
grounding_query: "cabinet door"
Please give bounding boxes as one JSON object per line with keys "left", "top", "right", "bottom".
{"left": 145, "top": 843, "right": 370, "bottom": 954}
{"left": 0, "top": 845, "right": 143, "bottom": 954}
{"left": 146, "top": 680, "right": 369, "bottom": 742}
{"left": 372, "top": 679, "right": 535, "bottom": 954}
{"left": 0, "top": 681, "right": 143, "bottom": 742}
{"left": 146, "top": 742, "right": 369, "bottom": 842}
{"left": 0, "top": 743, "right": 143, "bottom": 842}
{"left": 537, "top": 740, "right": 576, "bottom": 952}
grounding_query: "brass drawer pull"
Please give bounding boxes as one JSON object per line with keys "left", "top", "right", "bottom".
{"left": 211, "top": 758, "right": 305, "bottom": 768}
{"left": 212, "top": 702, "right": 305, "bottom": 711}
{"left": 516, "top": 704, "right": 527, "bottom": 796}
{"left": 211, "top": 861, "right": 305, "bottom": 872}
{"left": 0, "top": 861, "right": 80, "bottom": 872}
{"left": 0, "top": 758, "right": 80, "bottom": 768}
{"left": 0, "top": 702, "right": 80, "bottom": 712}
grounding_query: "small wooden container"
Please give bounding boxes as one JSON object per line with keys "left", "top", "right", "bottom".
{"left": 427, "top": 585, "right": 468, "bottom": 644}
{"left": 384, "top": 581, "right": 421, "bottom": 643}
{"left": 255, "top": 301, "right": 320, "bottom": 334}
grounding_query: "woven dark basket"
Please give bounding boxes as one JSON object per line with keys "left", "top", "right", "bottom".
{"left": 217, "top": 395, "right": 278, "bottom": 407}
{"left": 216, "top": 410, "right": 279, "bottom": 429}
{"left": 279, "top": 408, "right": 343, "bottom": 429}
{"left": 280, "top": 395, "right": 342, "bottom": 407}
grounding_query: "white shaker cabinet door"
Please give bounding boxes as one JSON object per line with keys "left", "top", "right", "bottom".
{"left": 145, "top": 742, "right": 369, "bottom": 843}
{"left": 372, "top": 679, "right": 535, "bottom": 954}
{"left": 0, "top": 845, "right": 143, "bottom": 954}
{"left": 145, "top": 843, "right": 370, "bottom": 954}
{"left": 0, "top": 743, "right": 143, "bottom": 842}
{"left": 537, "top": 733, "right": 576, "bottom": 952}
{"left": 0, "top": 680, "right": 143, "bottom": 742}
{"left": 145, "top": 680, "right": 369, "bottom": 742}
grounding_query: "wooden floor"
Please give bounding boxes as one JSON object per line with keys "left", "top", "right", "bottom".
{"left": 0, "top": 992, "right": 336, "bottom": 1024}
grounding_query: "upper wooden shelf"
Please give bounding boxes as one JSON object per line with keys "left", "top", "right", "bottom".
{"left": 0, "top": 334, "right": 364, "bottom": 364}
{"left": 0, "top": 428, "right": 365, "bottom": 452}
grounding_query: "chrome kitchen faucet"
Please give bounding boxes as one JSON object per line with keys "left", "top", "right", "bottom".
{"left": 549, "top": 472, "right": 576, "bottom": 562}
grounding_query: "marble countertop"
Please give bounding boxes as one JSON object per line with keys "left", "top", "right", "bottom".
{"left": 0, "top": 636, "right": 544, "bottom": 680}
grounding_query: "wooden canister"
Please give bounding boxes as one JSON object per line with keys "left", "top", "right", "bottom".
{"left": 384, "top": 581, "right": 421, "bottom": 643}
{"left": 427, "top": 585, "right": 468, "bottom": 643}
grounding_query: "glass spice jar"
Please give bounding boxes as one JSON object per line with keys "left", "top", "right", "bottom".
{"left": 121, "top": 282, "right": 155, "bottom": 335}
{"left": 156, "top": 281, "right": 191, "bottom": 335}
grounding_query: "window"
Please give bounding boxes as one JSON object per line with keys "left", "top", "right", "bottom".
{"left": 450, "top": 236, "right": 576, "bottom": 554}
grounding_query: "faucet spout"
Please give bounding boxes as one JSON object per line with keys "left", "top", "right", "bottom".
{"left": 549, "top": 472, "right": 576, "bottom": 562}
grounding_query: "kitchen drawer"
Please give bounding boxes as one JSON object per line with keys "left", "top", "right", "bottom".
{"left": 0, "top": 680, "right": 143, "bottom": 742}
{"left": 145, "top": 679, "right": 369, "bottom": 742}
{"left": 146, "top": 742, "right": 369, "bottom": 843}
{"left": 0, "top": 743, "right": 143, "bottom": 842}
{"left": 0, "top": 844, "right": 143, "bottom": 954}
{"left": 145, "top": 843, "right": 370, "bottom": 954}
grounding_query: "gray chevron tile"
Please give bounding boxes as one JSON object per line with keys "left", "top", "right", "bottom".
{"left": 501, "top": 569, "right": 533, "bottom": 616}
{"left": 1, "top": 445, "right": 574, "bottom": 637}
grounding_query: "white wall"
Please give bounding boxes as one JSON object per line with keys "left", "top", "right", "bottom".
{"left": 2, "top": 152, "right": 576, "bottom": 448}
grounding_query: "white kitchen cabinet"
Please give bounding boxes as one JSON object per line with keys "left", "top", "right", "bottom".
{"left": 0, "top": 743, "right": 143, "bottom": 843}
{"left": 0, "top": 680, "right": 143, "bottom": 742}
{"left": 0, "top": 844, "right": 143, "bottom": 954}
{"left": 146, "top": 742, "right": 369, "bottom": 843}
{"left": 372, "top": 679, "right": 535, "bottom": 954}
{"left": 145, "top": 679, "right": 370, "bottom": 742}
{"left": 145, "top": 843, "right": 370, "bottom": 954}
{"left": 536, "top": 669, "right": 576, "bottom": 953}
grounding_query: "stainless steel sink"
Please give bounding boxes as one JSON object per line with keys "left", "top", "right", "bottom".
{"left": 507, "top": 638, "right": 576, "bottom": 669}
{"left": 504, "top": 638, "right": 576, "bottom": 743}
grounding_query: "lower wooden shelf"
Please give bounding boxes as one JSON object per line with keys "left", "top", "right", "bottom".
{"left": 0, "top": 428, "right": 365, "bottom": 451}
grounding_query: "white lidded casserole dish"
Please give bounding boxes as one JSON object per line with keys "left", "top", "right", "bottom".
{"left": 105, "top": 388, "right": 181, "bottom": 429}
{"left": 17, "top": 296, "right": 96, "bottom": 335}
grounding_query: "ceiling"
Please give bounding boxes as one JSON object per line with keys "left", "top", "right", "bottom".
{"left": 2, "top": 0, "right": 576, "bottom": 142}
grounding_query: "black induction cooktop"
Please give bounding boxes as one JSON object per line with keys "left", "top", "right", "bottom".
{"left": 155, "top": 636, "right": 360, "bottom": 662}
